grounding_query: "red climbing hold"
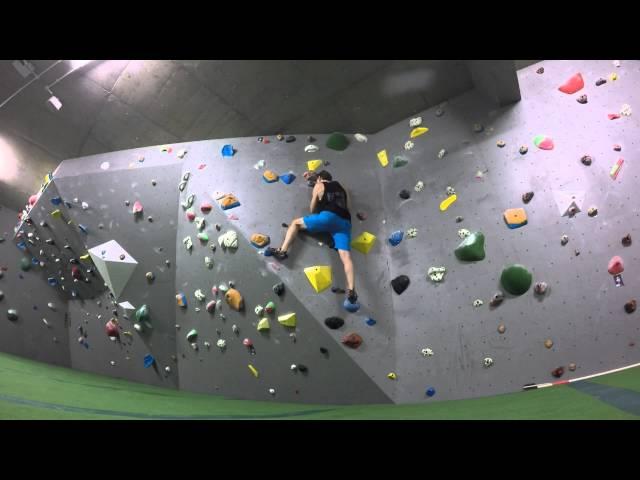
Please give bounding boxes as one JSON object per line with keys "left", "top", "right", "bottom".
{"left": 105, "top": 319, "right": 119, "bottom": 338}
{"left": 341, "top": 333, "right": 363, "bottom": 349}
{"left": 552, "top": 367, "right": 565, "bottom": 378}
{"left": 608, "top": 113, "right": 621, "bottom": 120}
{"left": 200, "top": 203, "right": 212, "bottom": 213}
{"left": 608, "top": 256, "right": 624, "bottom": 275}
{"left": 558, "top": 73, "right": 584, "bottom": 94}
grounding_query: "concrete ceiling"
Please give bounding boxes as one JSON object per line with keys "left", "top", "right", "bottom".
{"left": 0, "top": 60, "right": 520, "bottom": 211}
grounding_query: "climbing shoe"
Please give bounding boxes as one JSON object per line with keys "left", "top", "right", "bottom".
{"left": 347, "top": 289, "right": 358, "bottom": 304}
{"left": 265, "top": 247, "right": 288, "bottom": 260}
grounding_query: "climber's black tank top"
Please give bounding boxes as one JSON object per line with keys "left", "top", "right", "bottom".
{"left": 319, "top": 181, "right": 351, "bottom": 222}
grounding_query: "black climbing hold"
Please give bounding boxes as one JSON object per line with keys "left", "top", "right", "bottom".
{"left": 522, "top": 192, "right": 534, "bottom": 204}
{"left": 595, "top": 78, "right": 607, "bottom": 86}
{"left": 536, "top": 67, "right": 544, "bottom": 74}
{"left": 281, "top": 223, "right": 288, "bottom": 228}
{"left": 285, "top": 135, "right": 296, "bottom": 143}
{"left": 622, "top": 234, "right": 632, "bottom": 247}
{"left": 519, "top": 146, "right": 528, "bottom": 155}
{"left": 399, "top": 190, "right": 411, "bottom": 200}
{"left": 297, "top": 365, "right": 308, "bottom": 373}
{"left": 320, "top": 347, "right": 328, "bottom": 355}
{"left": 581, "top": 155, "right": 593, "bottom": 166}
{"left": 455, "top": 216, "right": 464, "bottom": 223}
{"left": 625, "top": 299, "right": 636, "bottom": 314}
{"left": 356, "top": 212, "right": 367, "bottom": 221}
{"left": 257, "top": 137, "right": 263, "bottom": 142}
{"left": 307, "top": 136, "right": 316, "bottom": 143}
{"left": 331, "top": 286, "right": 346, "bottom": 294}
{"left": 324, "top": 317, "right": 345, "bottom": 329}
{"left": 551, "top": 367, "right": 565, "bottom": 378}
{"left": 577, "top": 94, "right": 588, "bottom": 104}
{"left": 273, "top": 282, "right": 285, "bottom": 296}
{"left": 391, "top": 275, "right": 410, "bottom": 295}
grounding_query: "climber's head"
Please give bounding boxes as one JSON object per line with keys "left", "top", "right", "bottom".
{"left": 316, "top": 170, "right": 332, "bottom": 182}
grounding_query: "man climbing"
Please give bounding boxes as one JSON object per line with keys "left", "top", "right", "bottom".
{"left": 266, "top": 170, "right": 358, "bottom": 308}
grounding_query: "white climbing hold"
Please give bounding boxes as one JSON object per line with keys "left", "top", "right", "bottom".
{"left": 183, "top": 236, "right": 193, "bottom": 251}
{"left": 218, "top": 230, "right": 238, "bottom": 249}
{"left": 253, "top": 159, "right": 265, "bottom": 170}
{"left": 414, "top": 181, "right": 424, "bottom": 192}
{"left": 473, "top": 299, "right": 484, "bottom": 307}
{"left": 483, "top": 357, "right": 494, "bottom": 368}
{"left": 446, "top": 186, "right": 455, "bottom": 195}
{"left": 404, "top": 140, "right": 414, "bottom": 151}
{"left": 421, "top": 347, "right": 434, "bottom": 357}
{"left": 255, "top": 305, "right": 264, "bottom": 316}
{"left": 81, "top": 201, "right": 89, "bottom": 210}
{"left": 409, "top": 116, "right": 422, "bottom": 127}
{"left": 216, "top": 339, "right": 226, "bottom": 349}
{"left": 290, "top": 364, "right": 297, "bottom": 371}
{"left": 621, "top": 104, "right": 632, "bottom": 116}
{"left": 42, "top": 318, "right": 50, "bottom": 327}
{"left": 165, "top": 366, "right": 171, "bottom": 373}
{"left": 354, "top": 133, "right": 368, "bottom": 143}
{"left": 191, "top": 342, "right": 198, "bottom": 350}
{"left": 613, "top": 60, "right": 621, "bottom": 68}
{"left": 177, "top": 149, "right": 188, "bottom": 159}
{"left": 304, "top": 145, "right": 319, "bottom": 153}
{"left": 406, "top": 228, "right": 418, "bottom": 238}
{"left": 458, "top": 229, "right": 471, "bottom": 239}
{"left": 194, "top": 289, "right": 206, "bottom": 302}
{"left": 437, "top": 149, "right": 447, "bottom": 159}
{"left": 100, "top": 161, "right": 110, "bottom": 170}
{"left": 205, "top": 257, "right": 213, "bottom": 268}
{"left": 47, "top": 302, "right": 56, "bottom": 310}
{"left": 232, "top": 324, "right": 239, "bottom": 334}
{"left": 204, "top": 341, "right": 211, "bottom": 348}
{"left": 110, "top": 361, "right": 116, "bottom": 366}
{"left": 427, "top": 266, "right": 446, "bottom": 282}
{"left": 268, "top": 388, "right": 276, "bottom": 395}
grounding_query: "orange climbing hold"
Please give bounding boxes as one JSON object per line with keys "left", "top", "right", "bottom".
{"left": 503, "top": 208, "right": 528, "bottom": 229}
{"left": 558, "top": 73, "right": 584, "bottom": 94}
{"left": 225, "top": 288, "right": 244, "bottom": 311}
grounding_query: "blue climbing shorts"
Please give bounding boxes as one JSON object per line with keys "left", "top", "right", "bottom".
{"left": 302, "top": 211, "right": 352, "bottom": 251}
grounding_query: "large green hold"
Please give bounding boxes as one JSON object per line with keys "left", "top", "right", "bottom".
{"left": 135, "top": 304, "right": 149, "bottom": 322}
{"left": 326, "top": 132, "right": 349, "bottom": 151}
{"left": 454, "top": 232, "right": 486, "bottom": 261}
{"left": 500, "top": 264, "right": 532, "bottom": 296}
{"left": 20, "top": 257, "right": 31, "bottom": 271}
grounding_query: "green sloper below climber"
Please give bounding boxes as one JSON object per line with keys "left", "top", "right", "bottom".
{"left": 500, "top": 264, "right": 533, "bottom": 296}
{"left": 326, "top": 132, "right": 349, "bottom": 151}
{"left": 454, "top": 232, "right": 485, "bottom": 261}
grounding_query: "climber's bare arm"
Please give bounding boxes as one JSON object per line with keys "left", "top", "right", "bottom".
{"left": 310, "top": 182, "right": 324, "bottom": 213}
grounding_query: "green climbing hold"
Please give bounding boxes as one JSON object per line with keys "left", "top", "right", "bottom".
{"left": 454, "top": 232, "right": 486, "bottom": 261}
{"left": 20, "top": 257, "right": 31, "bottom": 271}
{"left": 500, "top": 264, "right": 533, "bottom": 296}
{"left": 393, "top": 155, "right": 409, "bottom": 168}
{"left": 326, "top": 132, "right": 349, "bottom": 151}
{"left": 197, "top": 232, "right": 209, "bottom": 242}
{"left": 186, "top": 329, "right": 198, "bottom": 342}
{"left": 135, "top": 304, "right": 149, "bottom": 322}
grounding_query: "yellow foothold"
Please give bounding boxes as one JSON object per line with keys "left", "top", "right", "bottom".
{"left": 257, "top": 317, "right": 270, "bottom": 331}
{"left": 387, "top": 372, "right": 397, "bottom": 380}
{"left": 439, "top": 194, "right": 457, "bottom": 212}
{"left": 609, "top": 72, "right": 618, "bottom": 81}
{"left": 248, "top": 364, "right": 259, "bottom": 377}
{"left": 410, "top": 127, "right": 429, "bottom": 138}
{"left": 303, "top": 266, "right": 332, "bottom": 293}
{"left": 278, "top": 312, "right": 297, "bottom": 327}
{"left": 51, "top": 209, "right": 61, "bottom": 219}
{"left": 80, "top": 254, "right": 91, "bottom": 262}
{"left": 307, "top": 159, "right": 323, "bottom": 171}
{"left": 351, "top": 231, "right": 377, "bottom": 254}
{"left": 377, "top": 150, "right": 389, "bottom": 167}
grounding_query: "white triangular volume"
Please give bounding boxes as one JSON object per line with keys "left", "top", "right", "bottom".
{"left": 119, "top": 301, "right": 135, "bottom": 310}
{"left": 88, "top": 240, "right": 138, "bottom": 299}
{"left": 552, "top": 191, "right": 585, "bottom": 216}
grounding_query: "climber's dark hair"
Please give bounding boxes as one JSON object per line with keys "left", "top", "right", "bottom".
{"left": 317, "top": 170, "right": 332, "bottom": 182}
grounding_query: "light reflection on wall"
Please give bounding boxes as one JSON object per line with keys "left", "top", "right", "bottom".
{"left": 0, "top": 137, "right": 19, "bottom": 182}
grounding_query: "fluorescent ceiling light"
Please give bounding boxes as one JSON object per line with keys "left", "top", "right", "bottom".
{"left": 69, "top": 60, "right": 93, "bottom": 69}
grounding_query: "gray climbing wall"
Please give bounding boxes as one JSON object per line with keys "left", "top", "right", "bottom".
{"left": 5, "top": 59, "right": 639, "bottom": 405}
{"left": 0, "top": 204, "right": 70, "bottom": 366}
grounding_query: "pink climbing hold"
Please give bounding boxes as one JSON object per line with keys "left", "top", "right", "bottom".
{"left": 206, "top": 300, "right": 216, "bottom": 313}
{"left": 186, "top": 210, "right": 196, "bottom": 221}
{"left": 200, "top": 203, "right": 213, "bottom": 213}
{"left": 608, "top": 256, "right": 624, "bottom": 275}
{"left": 198, "top": 164, "right": 207, "bottom": 170}
{"left": 71, "top": 265, "right": 82, "bottom": 280}
{"left": 608, "top": 113, "right": 621, "bottom": 120}
{"left": 558, "top": 73, "right": 584, "bottom": 94}
{"left": 243, "top": 338, "right": 253, "bottom": 347}
{"left": 28, "top": 194, "right": 39, "bottom": 206}
{"left": 105, "top": 319, "right": 119, "bottom": 338}
{"left": 228, "top": 213, "right": 239, "bottom": 220}
{"left": 132, "top": 201, "right": 143, "bottom": 215}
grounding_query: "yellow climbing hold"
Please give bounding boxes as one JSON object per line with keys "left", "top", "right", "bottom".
{"left": 278, "top": 312, "right": 297, "bottom": 327}
{"left": 257, "top": 317, "right": 270, "bottom": 331}
{"left": 51, "top": 209, "right": 61, "bottom": 219}
{"left": 410, "top": 127, "right": 429, "bottom": 138}
{"left": 248, "top": 364, "right": 259, "bottom": 377}
{"left": 304, "top": 266, "right": 332, "bottom": 293}
{"left": 387, "top": 372, "right": 397, "bottom": 380}
{"left": 377, "top": 150, "right": 389, "bottom": 167}
{"left": 307, "top": 159, "right": 323, "bottom": 171}
{"left": 609, "top": 72, "right": 618, "bottom": 82}
{"left": 439, "top": 194, "right": 457, "bottom": 212}
{"left": 80, "top": 253, "right": 91, "bottom": 262}
{"left": 351, "top": 231, "right": 377, "bottom": 254}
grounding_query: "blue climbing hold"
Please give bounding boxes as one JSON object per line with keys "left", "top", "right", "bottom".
{"left": 47, "top": 277, "right": 58, "bottom": 287}
{"left": 365, "top": 317, "right": 376, "bottom": 326}
{"left": 78, "top": 224, "right": 88, "bottom": 234}
{"left": 143, "top": 354, "right": 155, "bottom": 368}
{"left": 426, "top": 387, "right": 436, "bottom": 397}
{"left": 389, "top": 230, "right": 404, "bottom": 246}
{"left": 50, "top": 197, "right": 62, "bottom": 205}
{"left": 16, "top": 241, "right": 26, "bottom": 251}
{"left": 280, "top": 173, "right": 296, "bottom": 185}
{"left": 31, "top": 257, "right": 39, "bottom": 265}
{"left": 343, "top": 299, "right": 361, "bottom": 313}
{"left": 221, "top": 144, "right": 235, "bottom": 157}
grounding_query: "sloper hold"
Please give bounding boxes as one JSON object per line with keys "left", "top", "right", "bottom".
{"left": 503, "top": 208, "right": 528, "bottom": 229}
{"left": 454, "top": 232, "right": 486, "bottom": 261}
{"left": 307, "top": 159, "right": 323, "bottom": 172}
{"left": 391, "top": 275, "right": 410, "bottom": 295}
{"left": 326, "top": 132, "right": 349, "bottom": 151}
{"left": 280, "top": 173, "right": 296, "bottom": 185}
{"left": 324, "top": 317, "right": 345, "bottom": 329}
{"left": 278, "top": 312, "right": 297, "bottom": 327}
{"left": 257, "top": 317, "right": 270, "bottom": 331}
{"left": 558, "top": 73, "right": 584, "bottom": 94}
{"left": 500, "top": 264, "right": 533, "bottom": 296}
{"left": 304, "top": 266, "right": 332, "bottom": 293}
{"left": 225, "top": 288, "right": 244, "bottom": 311}
{"left": 351, "top": 231, "right": 377, "bottom": 254}
{"left": 250, "top": 233, "right": 270, "bottom": 248}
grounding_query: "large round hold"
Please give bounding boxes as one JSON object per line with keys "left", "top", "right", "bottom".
{"left": 454, "top": 232, "right": 486, "bottom": 262}
{"left": 500, "top": 264, "right": 533, "bottom": 296}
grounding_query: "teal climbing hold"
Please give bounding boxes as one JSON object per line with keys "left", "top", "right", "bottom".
{"left": 500, "top": 264, "right": 533, "bottom": 296}
{"left": 20, "top": 257, "right": 31, "bottom": 271}
{"left": 135, "top": 304, "right": 150, "bottom": 322}
{"left": 393, "top": 155, "right": 409, "bottom": 168}
{"left": 326, "top": 132, "right": 349, "bottom": 151}
{"left": 454, "top": 232, "right": 486, "bottom": 261}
